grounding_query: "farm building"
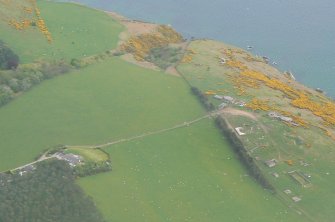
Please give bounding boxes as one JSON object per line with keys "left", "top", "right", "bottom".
{"left": 280, "top": 116, "right": 293, "bottom": 122}
{"left": 223, "top": 96, "right": 234, "bottom": 103}
{"left": 214, "top": 95, "right": 223, "bottom": 100}
{"left": 55, "top": 153, "right": 83, "bottom": 167}
{"left": 268, "top": 112, "right": 280, "bottom": 118}
{"left": 268, "top": 112, "right": 295, "bottom": 124}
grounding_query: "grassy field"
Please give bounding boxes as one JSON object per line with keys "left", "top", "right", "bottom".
{"left": 0, "top": 0, "right": 123, "bottom": 63}
{"left": 66, "top": 148, "right": 109, "bottom": 162}
{"left": 79, "top": 119, "right": 304, "bottom": 222}
{"left": 0, "top": 57, "right": 204, "bottom": 171}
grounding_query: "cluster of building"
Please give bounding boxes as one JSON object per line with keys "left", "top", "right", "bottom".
{"left": 264, "top": 158, "right": 311, "bottom": 203}
{"left": 213, "top": 94, "right": 246, "bottom": 109}
{"left": 54, "top": 152, "right": 83, "bottom": 167}
{"left": 17, "top": 165, "right": 36, "bottom": 176}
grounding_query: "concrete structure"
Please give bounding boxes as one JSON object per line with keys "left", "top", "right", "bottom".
{"left": 218, "top": 102, "right": 227, "bottom": 109}
{"left": 235, "top": 127, "right": 246, "bottom": 136}
{"left": 284, "top": 189, "right": 292, "bottom": 195}
{"left": 264, "top": 159, "right": 277, "bottom": 168}
{"left": 219, "top": 57, "right": 226, "bottom": 64}
{"left": 280, "top": 116, "right": 293, "bottom": 122}
{"left": 292, "top": 196, "right": 301, "bottom": 202}
{"left": 272, "top": 172, "right": 279, "bottom": 178}
{"left": 213, "top": 95, "right": 223, "bottom": 100}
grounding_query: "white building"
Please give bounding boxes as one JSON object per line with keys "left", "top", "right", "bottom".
{"left": 235, "top": 127, "right": 246, "bottom": 136}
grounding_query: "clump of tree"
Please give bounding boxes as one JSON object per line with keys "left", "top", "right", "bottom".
{"left": 73, "top": 149, "right": 112, "bottom": 177}
{"left": 74, "top": 161, "right": 112, "bottom": 177}
{"left": 0, "top": 40, "right": 19, "bottom": 70}
{"left": 145, "top": 46, "right": 183, "bottom": 69}
{"left": 191, "top": 86, "right": 215, "bottom": 111}
{"left": 215, "top": 116, "right": 275, "bottom": 193}
{"left": 0, "top": 60, "right": 72, "bottom": 106}
{"left": 0, "top": 160, "right": 106, "bottom": 222}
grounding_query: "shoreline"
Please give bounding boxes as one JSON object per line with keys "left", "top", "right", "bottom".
{"left": 54, "top": 0, "right": 335, "bottom": 98}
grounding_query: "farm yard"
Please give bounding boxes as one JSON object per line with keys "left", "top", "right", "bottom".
{"left": 177, "top": 39, "right": 335, "bottom": 221}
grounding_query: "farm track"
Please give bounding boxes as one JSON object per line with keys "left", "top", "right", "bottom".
{"left": 4, "top": 110, "right": 221, "bottom": 173}
{"left": 65, "top": 111, "right": 217, "bottom": 149}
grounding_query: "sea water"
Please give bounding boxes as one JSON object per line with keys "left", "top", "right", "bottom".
{"left": 58, "top": 0, "right": 335, "bottom": 97}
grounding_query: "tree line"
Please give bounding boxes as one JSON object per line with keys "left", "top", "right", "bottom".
{"left": 0, "top": 41, "right": 116, "bottom": 107}
{"left": 191, "top": 86, "right": 215, "bottom": 111}
{"left": 215, "top": 116, "right": 276, "bottom": 193}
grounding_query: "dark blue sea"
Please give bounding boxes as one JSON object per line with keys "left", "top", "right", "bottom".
{"left": 58, "top": 0, "right": 335, "bottom": 97}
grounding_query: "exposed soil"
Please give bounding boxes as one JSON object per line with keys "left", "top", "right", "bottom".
{"left": 221, "top": 107, "right": 258, "bottom": 120}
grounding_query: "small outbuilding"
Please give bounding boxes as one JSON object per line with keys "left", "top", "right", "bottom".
{"left": 292, "top": 196, "right": 301, "bottom": 202}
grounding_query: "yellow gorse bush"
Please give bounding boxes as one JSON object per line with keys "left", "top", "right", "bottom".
{"left": 120, "top": 25, "right": 183, "bottom": 61}
{"left": 224, "top": 48, "right": 335, "bottom": 128}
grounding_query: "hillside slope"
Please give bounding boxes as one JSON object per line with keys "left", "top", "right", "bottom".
{"left": 177, "top": 39, "right": 335, "bottom": 221}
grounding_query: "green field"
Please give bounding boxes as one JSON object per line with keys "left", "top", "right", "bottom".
{"left": 0, "top": 57, "right": 204, "bottom": 171}
{"left": 79, "top": 119, "right": 304, "bottom": 222}
{"left": 66, "top": 148, "right": 109, "bottom": 162}
{"left": 0, "top": 0, "right": 123, "bottom": 63}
